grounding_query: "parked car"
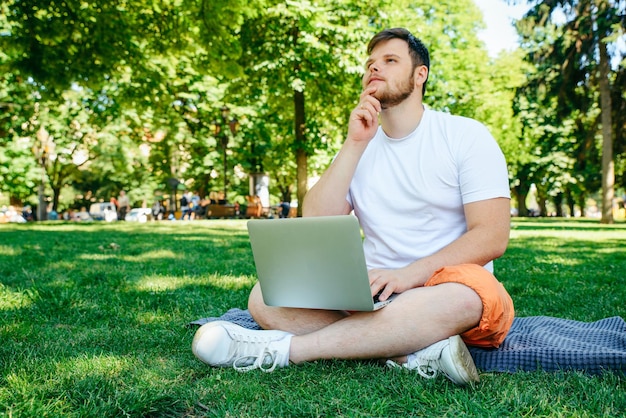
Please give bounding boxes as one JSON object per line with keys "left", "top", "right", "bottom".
{"left": 125, "top": 208, "right": 152, "bottom": 223}
{"left": 89, "top": 202, "right": 118, "bottom": 222}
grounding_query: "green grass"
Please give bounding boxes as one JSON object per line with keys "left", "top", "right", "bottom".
{"left": 1, "top": 219, "right": 624, "bottom": 417}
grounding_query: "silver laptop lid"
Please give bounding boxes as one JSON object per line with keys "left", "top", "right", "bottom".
{"left": 247, "top": 215, "right": 377, "bottom": 311}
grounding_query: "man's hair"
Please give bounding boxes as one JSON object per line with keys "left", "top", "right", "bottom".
{"left": 367, "top": 28, "right": 430, "bottom": 96}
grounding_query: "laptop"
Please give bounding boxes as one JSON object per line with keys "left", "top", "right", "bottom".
{"left": 247, "top": 215, "right": 395, "bottom": 311}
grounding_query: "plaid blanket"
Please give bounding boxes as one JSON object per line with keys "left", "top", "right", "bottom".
{"left": 469, "top": 315, "right": 626, "bottom": 374}
{"left": 190, "top": 309, "right": 626, "bottom": 374}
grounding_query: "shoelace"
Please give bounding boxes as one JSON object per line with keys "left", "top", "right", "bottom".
{"left": 406, "top": 341, "right": 446, "bottom": 379}
{"left": 386, "top": 358, "right": 438, "bottom": 379}
{"left": 233, "top": 347, "right": 280, "bottom": 373}
{"left": 225, "top": 330, "right": 283, "bottom": 373}
{"left": 415, "top": 360, "right": 438, "bottom": 379}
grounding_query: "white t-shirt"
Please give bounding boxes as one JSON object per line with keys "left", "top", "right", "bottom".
{"left": 346, "top": 107, "right": 510, "bottom": 272}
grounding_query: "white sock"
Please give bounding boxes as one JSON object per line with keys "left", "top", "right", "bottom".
{"left": 277, "top": 334, "right": 293, "bottom": 367}
{"left": 405, "top": 352, "right": 417, "bottom": 365}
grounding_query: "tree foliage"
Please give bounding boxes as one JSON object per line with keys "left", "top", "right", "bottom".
{"left": 1, "top": 0, "right": 622, "bottom": 220}
{"left": 515, "top": 0, "right": 625, "bottom": 221}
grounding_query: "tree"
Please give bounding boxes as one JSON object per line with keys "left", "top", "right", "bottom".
{"left": 0, "top": 0, "right": 262, "bottom": 208}
{"left": 0, "top": 71, "right": 39, "bottom": 204}
{"left": 232, "top": 0, "right": 518, "bottom": 212}
{"left": 231, "top": 0, "right": 379, "bottom": 214}
{"left": 0, "top": 0, "right": 534, "bottom": 216}
{"left": 514, "top": 46, "right": 603, "bottom": 217}
{"left": 516, "top": 0, "right": 626, "bottom": 223}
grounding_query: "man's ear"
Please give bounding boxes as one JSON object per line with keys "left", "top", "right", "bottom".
{"left": 414, "top": 65, "right": 429, "bottom": 87}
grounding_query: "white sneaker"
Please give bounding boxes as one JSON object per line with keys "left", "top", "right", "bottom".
{"left": 192, "top": 321, "right": 293, "bottom": 372}
{"left": 387, "top": 335, "right": 479, "bottom": 385}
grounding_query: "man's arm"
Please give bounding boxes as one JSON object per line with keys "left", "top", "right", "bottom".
{"left": 302, "top": 141, "right": 365, "bottom": 217}
{"left": 303, "top": 87, "right": 381, "bottom": 217}
{"left": 370, "top": 197, "right": 511, "bottom": 300}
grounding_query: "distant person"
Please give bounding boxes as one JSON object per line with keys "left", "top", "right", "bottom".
{"left": 217, "top": 191, "right": 227, "bottom": 205}
{"left": 117, "top": 190, "right": 130, "bottom": 220}
{"left": 191, "top": 192, "right": 201, "bottom": 220}
{"left": 6, "top": 206, "right": 25, "bottom": 223}
{"left": 180, "top": 192, "right": 192, "bottom": 220}
{"left": 151, "top": 200, "right": 165, "bottom": 220}
{"left": 76, "top": 207, "right": 92, "bottom": 221}
{"left": 22, "top": 206, "right": 33, "bottom": 221}
{"left": 246, "top": 195, "right": 263, "bottom": 218}
{"left": 278, "top": 200, "right": 290, "bottom": 218}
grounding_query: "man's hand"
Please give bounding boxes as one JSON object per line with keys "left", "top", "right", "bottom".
{"left": 368, "top": 267, "right": 422, "bottom": 301}
{"left": 347, "top": 87, "right": 382, "bottom": 144}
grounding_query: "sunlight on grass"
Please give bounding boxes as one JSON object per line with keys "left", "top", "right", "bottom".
{"left": 77, "top": 253, "right": 121, "bottom": 261}
{"left": 76, "top": 249, "right": 182, "bottom": 262}
{"left": 134, "top": 273, "right": 255, "bottom": 293}
{"left": 0, "top": 245, "right": 19, "bottom": 256}
{"left": 0, "top": 284, "right": 33, "bottom": 310}
{"left": 135, "top": 310, "right": 172, "bottom": 324}
{"left": 61, "top": 354, "right": 129, "bottom": 379}
{"left": 511, "top": 229, "right": 624, "bottom": 241}
{"left": 211, "top": 274, "right": 256, "bottom": 291}
{"left": 134, "top": 275, "right": 198, "bottom": 292}
{"left": 533, "top": 254, "right": 581, "bottom": 266}
{"left": 123, "top": 249, "right": 181, "bottom": 262}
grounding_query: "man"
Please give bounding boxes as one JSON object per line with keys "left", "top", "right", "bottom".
{"left": 117, "top": 190, "right": 130, "bottom": 221}
{"left": 180, "top": 191, "right": 192, "bottom": 220}
{"left": 192, "top": 28, "right": 514, "bottom": 385}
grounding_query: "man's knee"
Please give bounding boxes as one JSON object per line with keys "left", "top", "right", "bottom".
{"left": 413, "top": 283, "right": 482, "bottom": 326}
{"left": 424, "top": 264, "right": 514, "bottom": 348}
{"left": 440, "top": 282, "right": 483, "bottom": 324}
{"left": 248, "top": 283, "right": 265, "bottom": 315}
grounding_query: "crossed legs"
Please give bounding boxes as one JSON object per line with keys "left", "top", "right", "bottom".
{"left": 248, "top": 281, "right": 483, "bottom": 364}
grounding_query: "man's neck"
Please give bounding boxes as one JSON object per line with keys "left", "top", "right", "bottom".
{"left": 380, "top": 95, "right": 424, "bottom": 139}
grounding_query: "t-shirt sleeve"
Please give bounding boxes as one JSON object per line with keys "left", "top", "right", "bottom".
{"left": 456, "top": 120, "right": 511, "bottom": 205}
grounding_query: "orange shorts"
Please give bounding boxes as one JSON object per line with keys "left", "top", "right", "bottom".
{"left": 424, "top": 264, "right": 514, "bottom": 348}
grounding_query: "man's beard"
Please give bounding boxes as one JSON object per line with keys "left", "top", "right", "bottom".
{"left": 377, "top": 73, "right": 415, "bottom": 109}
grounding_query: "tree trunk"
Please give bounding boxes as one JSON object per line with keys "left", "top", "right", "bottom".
{"left": 52, "top": 185, "right": 61, "bottom": 212}
{"left": 292, "top": 25, "right": 307, "bottom": 217}
{"left": 294, "top": 88, "right": 307, "bottom": 217}
{"left": 554, "top": 192, "right": 564, "bottom": 217}
{"left": 577, "top": 194, "right": 586, "bottom": 217}
{"left": 536, "top": 184, "right": 548, "bottom": 217}
{"left": 512, "top": 188, "right": 528, "bottom": 217}
{"left": 565, "top": 188, "right": 575, "bottom": 217}
{"left": 512, "top": 165, "right": 532, "bottom": 217}
{"left": 598, "top": 38, "right": 614, "bottom": 224}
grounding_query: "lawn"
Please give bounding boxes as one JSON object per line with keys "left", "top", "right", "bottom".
{"left": 1, "top": 218, "right": 624, "bottom": 417}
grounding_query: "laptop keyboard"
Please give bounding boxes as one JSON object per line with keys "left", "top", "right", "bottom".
{"left": 373, "top": 291, "right": 383, "bottom": 303}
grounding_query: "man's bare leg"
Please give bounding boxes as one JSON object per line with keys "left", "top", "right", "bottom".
{"left": 248, "top": 283, "right": 349, "bottom": 335}
{"left": 194, "top": 281, "right": 482, "bottom": 384}
{"left": 288, "top": 283, "right": 482, "bottom": 363}
{"left": 249, "top": 281, "right": 482, "bottom": 363}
